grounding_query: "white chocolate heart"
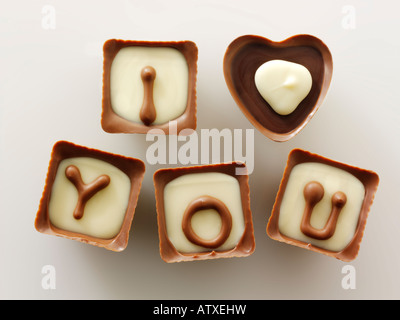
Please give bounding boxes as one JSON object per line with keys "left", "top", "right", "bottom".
{"left": 254, "top": 60, "right": 312, "bottom": 115}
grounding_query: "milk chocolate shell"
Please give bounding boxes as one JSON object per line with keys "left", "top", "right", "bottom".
{"left": 35, "top": 141, "right": 146, "bottom": 252}
{"left": 223, "top": 34, "right": 333, "bottom": 142}
{"left": 153, "top": 162, "right": 255, "bottom": 263}
{"left": 101, "top": 39, "right": 198, "bottom": 135}
{"left": 266, "top": 149, "right": 379, "bottom": 261}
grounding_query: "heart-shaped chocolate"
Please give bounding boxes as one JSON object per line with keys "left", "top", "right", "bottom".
{"left": 223, "top": 34, "right": 333, "bottom": 142}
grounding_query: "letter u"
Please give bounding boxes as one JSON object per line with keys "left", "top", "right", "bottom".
{"left": 300, "top": 181, "right": 347, "bottom": 240}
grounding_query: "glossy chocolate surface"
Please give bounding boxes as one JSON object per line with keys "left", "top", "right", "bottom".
{"left": 101, "top": 39, "right": 198, "bottom": 135}
{"left": 35, "top": 140, "right": 145, "bottom": 252}
{"left": 181, "top": 195, "right": 232, "bottom": 249}
{"left": 301, "top": 181, "right": 347, "bottom": 240}
{"left": 64, "top": 164, "right": 111, "bottom": 220}
{"left": 223, "top": 34, "right": 333, "bottom": 142}
{"left": 266, "top": 149, "right": 379, "bottom": 261}
{"left": 153, "top": 162, "right": 255, "bottom": 263}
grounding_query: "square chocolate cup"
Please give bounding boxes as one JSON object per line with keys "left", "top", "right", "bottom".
{"left": 35, "top": 140, "right": 145, "bottom": 252}
{"left": 266, "top": 149, "right": 379, "bottom": 261}
{"left": 101, "top": 39, "right": 198, "bottom": 134}
{"left": 153, "top": 162, "right": 255, "bottom": 263}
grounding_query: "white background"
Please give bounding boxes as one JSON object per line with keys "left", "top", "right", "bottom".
{"left": 1, "top": 0, "right": 399, "bottom": 300}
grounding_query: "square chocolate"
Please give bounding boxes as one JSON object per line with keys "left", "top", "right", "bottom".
{"left": 35, "top": 140, "right": 145, "bottom": 252}
{"left": 267, "top": 149, "right": 379, "bottom": 261}
{"left": 101, "top": 39, "right": 198, "bottom": 134}
{"left": 153, "top": 162, "right": 255, "bottom": 263}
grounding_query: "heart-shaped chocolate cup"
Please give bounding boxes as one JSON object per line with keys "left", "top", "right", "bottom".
{"left": 223, "top": 34, "right": 333, "bottom": 142}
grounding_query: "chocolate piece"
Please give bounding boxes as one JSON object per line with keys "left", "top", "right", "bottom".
{"left": 254, "top": 59, "right": 312, "bottom": 116}
{"left": 35, "top": 140, "right": 145, "bottom": 252}
{"left": 101, "top": 39, "right": 198, "bottom": 134}
{"left": 153, "top": 162, "right": 255, "bottom": 263}
{"left": 301, "top": 181, "right": 347, "bottom": 240}
{"left": 223, "top": 34, "right": 333, "bottom": 142}
{"left": 182, "top": 196, "right": 232, "bottom": 249}
{"left": 65, "top": 165, "right": 111, "bottom": 220}
{"left": 139, "top": 66, "right": 157, "bottom": 126}
{"left": 266, "top": 149, "right": 379, "bottom": 261}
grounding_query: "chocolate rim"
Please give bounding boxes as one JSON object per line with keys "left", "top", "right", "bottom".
{"left": 101, "top": 39, "right": 198, "bottom": 135}
{"left": 153, "top": 162, "right": 255, "bottom": 263}
{"left": 266, "top": 148, "right": 379, "bottom": 261}
{"left": 34, "top": 140, "right": 146, "bottom": 252}
{"left": 182, "top": 195, "right": 233, "bottom": 249}
{"left": 223, "top": 34, "right": 333, "bottom": 142}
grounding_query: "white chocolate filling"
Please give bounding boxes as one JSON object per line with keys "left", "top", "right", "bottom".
{"left": 278, "top": 162, "right": 365, "bottom": 252}
{"left": 163, "top": 172, "right": 245, "bottom": 253}
{"left": 254, "top": 59, "right": 312, "bottom": 115}
{"left": 191, "top": 209, "right": 222, "bottom": 241}
{"left": 48, "top": 157, "right": 131, "bottom": 239}
{"left": 110, "top": 46, "right": 189, "bottom": 125}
